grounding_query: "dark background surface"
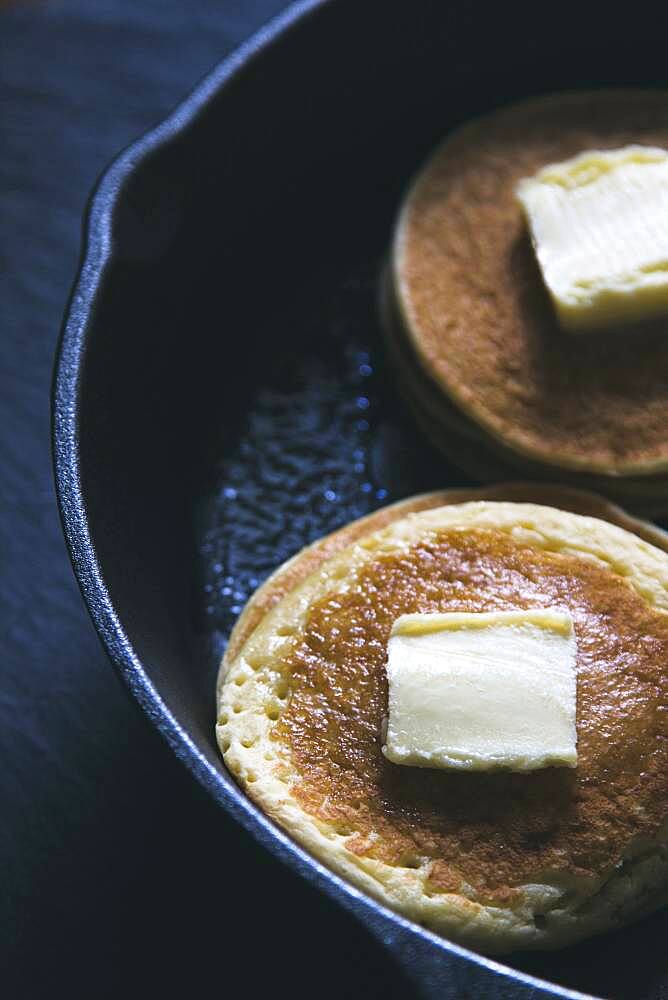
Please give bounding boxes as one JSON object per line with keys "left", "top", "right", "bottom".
{"left": 1, "top": 2, "right": 412, "bottom": 996}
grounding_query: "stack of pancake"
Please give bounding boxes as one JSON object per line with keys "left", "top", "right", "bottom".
{"left": 218, "top": 484, "right": 668, "bottom": 953}
{"left": 383, "top": 91, "right": 668, "bottom": 517}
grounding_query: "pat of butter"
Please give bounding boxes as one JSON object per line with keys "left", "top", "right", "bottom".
{"left": 516, "top": 146, "right": 668, "bottom": 332}
{"left": 383, "top": 609, "right": 577, "bottom": 772}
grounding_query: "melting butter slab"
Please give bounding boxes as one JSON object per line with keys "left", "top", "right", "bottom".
{"left": 383, "top": 609, "right": 577, "bottom": 772}
{"left": 516, "top": 146, "right": 668, "bottom": 332}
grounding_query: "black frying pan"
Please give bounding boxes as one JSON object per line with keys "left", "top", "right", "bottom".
{"left": 52, "top": 2, "right": 668, "bottom": 997}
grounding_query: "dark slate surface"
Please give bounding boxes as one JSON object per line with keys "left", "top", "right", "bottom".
{"left": 1, "top": 3, "right": 410, "bottom": 996}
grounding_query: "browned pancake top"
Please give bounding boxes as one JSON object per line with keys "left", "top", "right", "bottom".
{"left": 274, "top": 528, "right": 668, "bottom": 902}
{"left": 397, "top": 90, "right": 668, "bottom": 475}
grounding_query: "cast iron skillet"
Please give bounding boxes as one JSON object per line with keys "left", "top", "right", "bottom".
{"left": 53, "top": 2, "right": 668, "bottom": 997}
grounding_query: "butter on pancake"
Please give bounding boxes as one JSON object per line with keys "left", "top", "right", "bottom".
{"left": 516, "top": 146, "right": 668, "bottom": 332}
{"left": 390, "top": 90, "right": 668, "bottom": 477}
{"left": 384, "top": 609, "right": 578, "bottom": 772}
{"left": 217, "top": 489, "right": 668, "bottom": 953}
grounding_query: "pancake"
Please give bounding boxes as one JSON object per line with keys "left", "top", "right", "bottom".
{"left": 391, "top": 90, "right": 668, "bottom": 478}
{"left": 217, "top": 490, "right": 668, "bottom": 953}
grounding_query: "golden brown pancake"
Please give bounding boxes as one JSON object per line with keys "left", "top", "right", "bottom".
{"left": 391, "top": 90, "right": 668, "bottom": 478}
{"left": 217, "top": 488, "right": 668, "bottom": 953}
